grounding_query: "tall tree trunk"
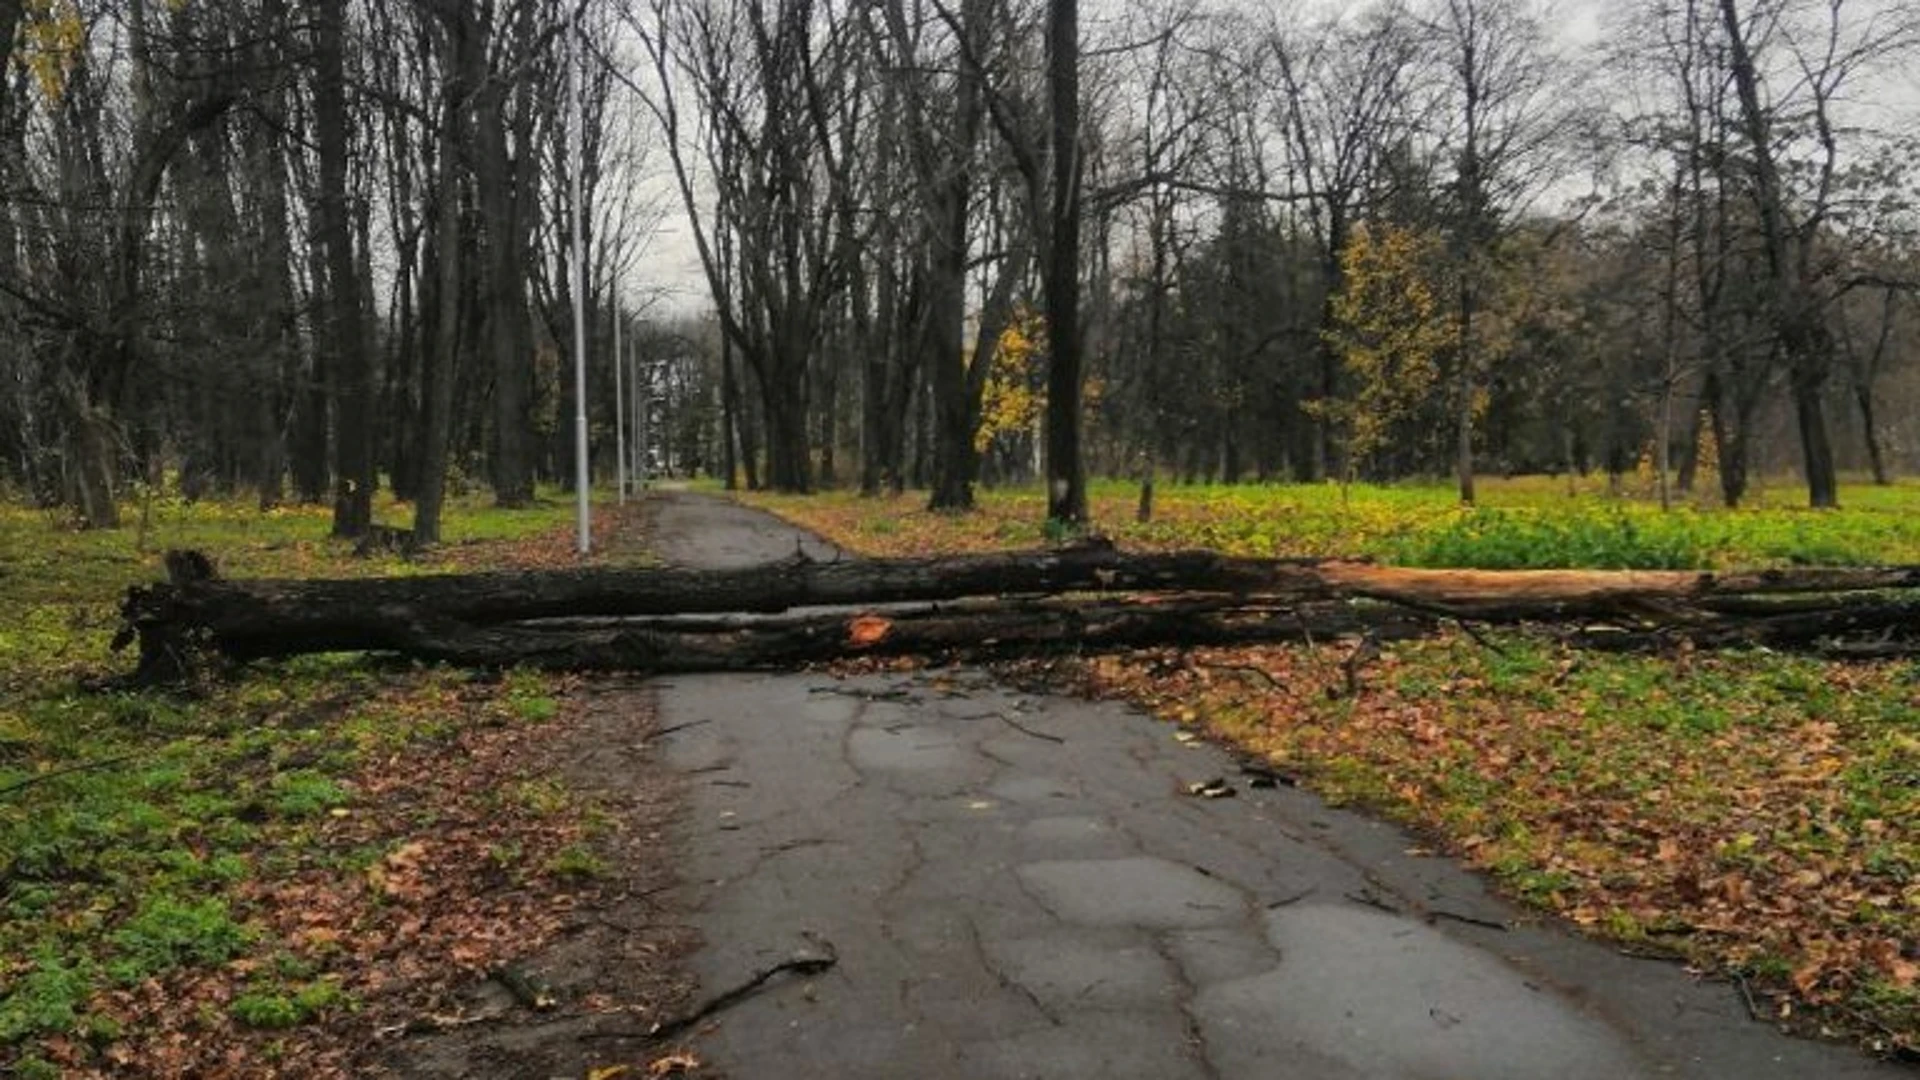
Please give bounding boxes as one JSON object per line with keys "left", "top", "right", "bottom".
{"left": 760, "top": 346, "right": 811, "bottom": 493}
{"left": 316, "top": 0, "right": 371, "bottom": 538}
{"left": 1704, "top": 371, "right": 1749, "bottom": 508}
{"left": 1856, "top": 381, "right": 1889, "bottom": 486}
{"left": 721, "top": 329, "right": 741, "bottom": 491}
{"left": 817, "top": 340, "right": 840, "bottom": 488}
{"left": 1791, "top": 360, "right": 1837, "bottom": 508}
{"left": 859, "top": 253, "right": 895, "bottom": 497}
{"left": 1043, "top": 0, "right": 1087, "bottom": 526}
{"left": 249, "top": 0, "right": 296, "bottom": 509}
{"left": 925, "top": 183, "right": 974, "bottom": 510}
{"left": 479, "top": 11, "right": 536, "bottom": 508}
{"left": 1675, "top": 394, "right": 1703, "bottom": 495}
{"left": 925, "top": 0, "right": 987, "bottom": 512}
{"left": 1717, "top": 0, "right": 1836, "bottom": 508}
{"left": 411, "top": 22, "right": 471, "bottom": 548}
{"left": 1455, "top": 279, "right": 1478, "bottom": 506}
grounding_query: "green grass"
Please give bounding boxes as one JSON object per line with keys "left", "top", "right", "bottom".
{"left": 745, "top": 475, "right": 1920, "bottom": 568}
{"left": 0, "top": 484, "right": 589, "bottom": 1069}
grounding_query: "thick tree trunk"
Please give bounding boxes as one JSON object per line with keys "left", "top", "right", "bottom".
{"left": 411, "top": 52, "right": 470, "bottom": 549}
{"left": 1792, "top": 361, "right": 1838, "bottom": 509}
{"left": 120, "top": 545, "right": 1920, "bottom": 681}
{"left": 1675, "top": 393, "right": 1703, "bottom": 495}
{"left": 925, "top": 189, "right": 974, "bottom": 511}
{"left": 316, "top": 0, "right": 373, "bottom": 539}
{"left": 477, "top": 63, "right": 536, "bottom": 508}
{"left": 924, "top": 0, "right": 988, "bottom": 513}
{"left": 1703, "top": 371, "right": 1749, "bottom": 508}
{"left": 1855, "top": 381, "right": 1889, "bottom": 486}
{"left": 761, "top": 351, "right": 812, "bottom": 493}
{"left": 1044, "top": 0, "right": 1087, "bottom": 527}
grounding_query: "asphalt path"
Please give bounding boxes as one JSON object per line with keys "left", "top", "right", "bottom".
{"left": 647, "top": 490, "right": 1905, "bottom": 1080}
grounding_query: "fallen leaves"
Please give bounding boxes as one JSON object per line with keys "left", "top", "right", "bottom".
{"left": 30, "top": 676, "right": 624, "bottom": 1078}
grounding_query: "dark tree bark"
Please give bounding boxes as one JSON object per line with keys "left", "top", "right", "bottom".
{"left": 316, "top": 0, "right": 373, "bottom": 538}
{"left": 1044, "top": 0, "right": 1087, "bottom": 526}
{"left": 477, "top": 5, "right": 538, "bottom": 508}
{"left": 1716, "top": 0, "right": 1839, "bottom": 508}
{"left": 411, "top": 3, "right": 477, "bottom": 548}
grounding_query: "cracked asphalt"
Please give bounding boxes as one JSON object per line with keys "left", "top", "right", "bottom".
{"left": 646, "top": 491, "right": 1905, "bottom": 1080}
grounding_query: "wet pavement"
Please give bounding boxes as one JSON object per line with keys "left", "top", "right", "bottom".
{"left": 645, "top": 491, "right": 1905, "bottom": 1079}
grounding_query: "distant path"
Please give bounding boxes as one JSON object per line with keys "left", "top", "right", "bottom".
{"left": 642, "top": 490, "right": 843, "bottom": 568}
{"left": 645, "top": 489, "right": 1902, "bottom": 1080}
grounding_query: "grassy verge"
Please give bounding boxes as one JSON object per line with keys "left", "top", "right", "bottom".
{"left": 741, "top": 475, "right": 1920, "bottom": 568}
{"left": 0, "top": 489, "right": 633, "bottom": 1077}
{"left": 744, "top": 479, "right": 1920, "bottom": 1055}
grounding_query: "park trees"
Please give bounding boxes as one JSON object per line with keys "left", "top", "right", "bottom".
{"left": 0, "top": 0, "right": 634, "bottom": 534}
{"left": 2, "top": 0, "right": 1917, "bottom": 521}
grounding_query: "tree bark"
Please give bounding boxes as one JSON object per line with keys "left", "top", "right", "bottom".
{"left": 1043, "top": 0, "right": 1087, "bottom": 526}
{"left": 1855, "top": 381, "right": 1888, "bottom": 487}
{"left": 316, "top": 0, "right": 373, "bottom": 539}
{"left": 411, "top": 13, "right": 474, "bottom": 549}
{"left": 120, "top": 545, "right": 1920, "bottom": 681}
{"left": 1716, "top": 0, "right": 1838, "bottom": 509}
{"left": 477, "top": 8, "right": 537, "bottom": 508}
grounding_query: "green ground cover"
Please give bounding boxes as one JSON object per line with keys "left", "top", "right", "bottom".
{"left": 0, "top": 489, "right": 601, "bottom": 1076}
{"left": 743, "top": 475, "right": 1920, "bottom": 568}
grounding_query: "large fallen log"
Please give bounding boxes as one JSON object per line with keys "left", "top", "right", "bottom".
{"left": 266, "top": 598, "right": 1437, "bottom": 672}
{"left": 114, "top": 546, "right": 1920, "bottom": 681}
{"left": 120, "top": 544, "right": 1335, "bottom": 660}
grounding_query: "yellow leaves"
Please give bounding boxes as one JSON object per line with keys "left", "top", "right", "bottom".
{"left": 1324, "top": 223, "right": 1454, "bottom": 473}
{"left": 19, "top": 0, "right": 84, "bottom": 104}
{"left": 976, "top": 306, "right": 1047, "bottom": 455}
{"left": 647, "top": 1053, "right": 704, "bottom": 1077}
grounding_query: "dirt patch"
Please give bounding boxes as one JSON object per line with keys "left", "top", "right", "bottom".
{"left": 382, "top": 679, "right": 705, "bottom": 1079}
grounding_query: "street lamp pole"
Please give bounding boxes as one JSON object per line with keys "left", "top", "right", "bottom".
{"left": 613, "top": 298, "right": 625, "bottom": 504}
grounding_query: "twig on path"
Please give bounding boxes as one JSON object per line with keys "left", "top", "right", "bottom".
{"left": 1733, "top": 971, "right": 1765, "bottom": 1023}
{"left": 649, "top": 719, "right": 711, "bottom": 741}
{"left": 1345, "top": 887, "right": 1400, "bottom": 914}
{"left": 809, "top": 684, "right": 917, "bottom": 703}
{"left": 1267, "top": 886, "right": 1316, "bottom": 909}
{"left": 997, "top": 711, "right": 1066, "bottom": 744}
{"left": 582, "top": 946, "right": 840, "bottom": 1044}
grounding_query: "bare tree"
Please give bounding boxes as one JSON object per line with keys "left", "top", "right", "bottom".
{"left": 1417, "top": 0, "right": 1578, "bottom": 504}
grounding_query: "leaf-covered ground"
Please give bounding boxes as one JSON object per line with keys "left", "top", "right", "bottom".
{"left": 746, "top": 479, "right": 1920, "bottom": 1057}
{"left": 1, "top": 491, "right": 697, "bottom": 1078}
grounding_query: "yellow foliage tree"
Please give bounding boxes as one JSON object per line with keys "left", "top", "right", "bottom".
{"left": 1319, "top": 222, "right": 1455, "bottom": 484}
{"left": 19, "top": 0, "right": 85, "bottom": 103}
{"left": 976, "top": 305, "right": 1047, "bottom": 456}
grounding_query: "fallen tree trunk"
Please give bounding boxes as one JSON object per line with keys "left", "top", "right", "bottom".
{"left": 278, "top": 598, "right": 1438, "bottom": 673}
{"left": 118, "top": 544, "right": 1337, "bottom": 664}
{"left": 114, "top": 546, "right": 1920, "bottom": 681}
